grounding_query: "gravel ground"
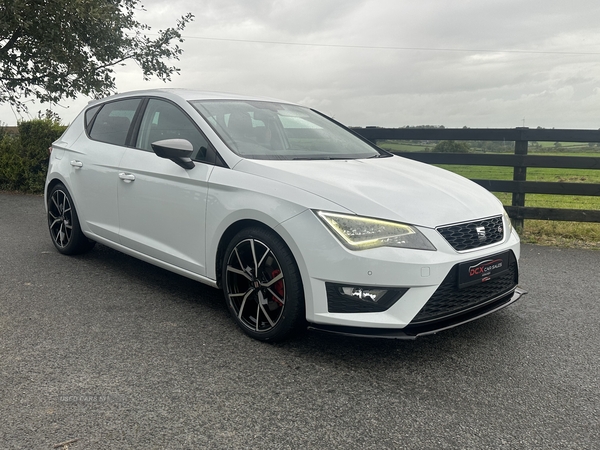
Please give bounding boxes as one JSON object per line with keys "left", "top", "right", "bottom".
{"left": 1, "top": 192, "right": 598, "bottom": 449}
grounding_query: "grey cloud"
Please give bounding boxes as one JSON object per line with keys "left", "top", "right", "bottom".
{"left": 2, "top": 0, "right": 600, "bottom": 128}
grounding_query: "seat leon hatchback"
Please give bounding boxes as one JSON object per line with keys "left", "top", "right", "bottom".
{"left": 45, "top": 89, "right": 525, "bottom": 341}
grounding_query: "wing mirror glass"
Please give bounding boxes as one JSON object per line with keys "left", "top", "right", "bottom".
{"left": 151, "top": 139, "right": 195, "bottom": 169}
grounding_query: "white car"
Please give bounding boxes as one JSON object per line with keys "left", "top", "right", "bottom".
{"left": 45, "top": 89, "right": 525, "bottom": 341}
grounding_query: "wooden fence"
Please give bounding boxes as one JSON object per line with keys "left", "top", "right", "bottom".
{"left": 352, "top": 127, "right": 600, "bottom": 229}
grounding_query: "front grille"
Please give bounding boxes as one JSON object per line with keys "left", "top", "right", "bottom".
{"left": 410, "top": 251, "right": 518, "bottom": 324}
{"left": 437, "top": 215, "right": 504, "bottom": 252}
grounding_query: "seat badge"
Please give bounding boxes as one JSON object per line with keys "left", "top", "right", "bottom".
{"left": 476, "top": 226, "right": 486, "bottom": 241}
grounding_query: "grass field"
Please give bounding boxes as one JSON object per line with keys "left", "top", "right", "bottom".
{"left": 377, "top": 141, "right": 600, "bottom": 248}
{"left": 436, "top": 164, "right": 600, "bottom": 210}
{"left": 438, "top": 164, "right": 600, "bottom": 248}
{"left": 378, "top": 139, "right": 600, "bottom": 154}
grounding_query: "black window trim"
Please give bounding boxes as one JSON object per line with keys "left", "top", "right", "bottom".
{"left": 84, "top": 105, "right": 102, "bottom": 130}
{"left": 126, "top": 97, "right": 148, "bottom": 148}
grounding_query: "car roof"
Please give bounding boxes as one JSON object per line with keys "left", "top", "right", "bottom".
{"left": 87, "top": 88, "right": 297, "bottom": 106}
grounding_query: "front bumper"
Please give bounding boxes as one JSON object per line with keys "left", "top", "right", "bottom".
{"left": 308, "top": 287, "right": 527, "bottom": 339}
{"left": 278, "top": 209, "right": 523, "bottom": 330}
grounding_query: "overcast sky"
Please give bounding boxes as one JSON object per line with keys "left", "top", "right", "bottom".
{"left": 3, "top": 0, "right": 600, "bottom": 128}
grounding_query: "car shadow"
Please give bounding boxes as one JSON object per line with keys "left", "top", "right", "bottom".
{"left": 277, "top": 308, "right": 528, "bottom": 371}
{"left": 70, "top": 242, "right": 227, "bottom": 314}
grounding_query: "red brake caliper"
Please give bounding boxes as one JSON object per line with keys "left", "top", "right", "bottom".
{"left": 271, "top": 270, "right": 284, "bottom": 306}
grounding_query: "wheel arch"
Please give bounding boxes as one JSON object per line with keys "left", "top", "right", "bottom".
{"left": 215, "top": 219, "right": 286, "bottom": 289}
{"left": 213, "top": 215, "right": 316, "bottom": 328}
{"left": 45, "top": 178, "right": 64, "bottom": 203}
{"left": 213, "top": 217, "right": 311, "bottom": 294}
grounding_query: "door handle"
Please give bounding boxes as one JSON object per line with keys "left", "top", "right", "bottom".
{"left": 119, "top": 172, "right": 136, "bottom": 183}
{"left": 70, "top": 160, "right": 83, "bottom": 168}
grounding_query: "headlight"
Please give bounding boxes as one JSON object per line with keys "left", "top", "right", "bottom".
{"left": 316, "top": 211, "right": 436, "bottom": 251}
{"left": 503, "top": 209, "right": 513, "bottom": 236}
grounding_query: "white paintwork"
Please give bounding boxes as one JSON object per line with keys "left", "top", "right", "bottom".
{"left": 117, "top": 147, "right": 213, "bottom": 275}
{"left": 45, "top": 88, "right": 521, "bottom": 331}
{"left": 61, "top": 132, "right": 125, "bottom": 242}
{"left": 234, "top": 157, "right": 503, "bottom": 227}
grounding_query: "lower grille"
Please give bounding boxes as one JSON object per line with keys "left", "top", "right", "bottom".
{"left": 410, "top": 251, "right": 518, "bottom": 324}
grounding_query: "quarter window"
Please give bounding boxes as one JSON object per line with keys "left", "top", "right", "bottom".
{"left": 88, "top": 99, "right": 141, "bottom": 146}
{"left": 84, "top": 105, "right": 101, "bottom": 129}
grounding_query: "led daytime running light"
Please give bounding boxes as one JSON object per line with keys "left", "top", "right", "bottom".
{"left": 316, "top": 211, "right": 436, "bottom": 251}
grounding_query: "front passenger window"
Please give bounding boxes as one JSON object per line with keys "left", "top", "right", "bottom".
{"left": 136, "top": 99, "right": 210, "bottom": 161}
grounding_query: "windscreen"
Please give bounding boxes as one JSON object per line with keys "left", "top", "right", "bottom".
{"left": 190, "top": 100, "right": 384, "bottom": 160}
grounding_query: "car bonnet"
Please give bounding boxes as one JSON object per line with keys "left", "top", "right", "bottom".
{"left": 232, "top": 156, "right": 504, "bottom": 228}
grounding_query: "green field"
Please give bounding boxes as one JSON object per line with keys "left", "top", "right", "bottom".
{"left": 436, "top": 164, "right": 600, "bottom": 210}
{"left": 436, "top": 164, "right": 600, "bottom": 247}
{"left": 377, "top": 142, "right": 600, "bottom": 248}
{"left": 378, "top": 139, "right": 600, "bottom": 154}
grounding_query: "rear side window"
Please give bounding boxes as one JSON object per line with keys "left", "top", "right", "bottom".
{"left": 88, "top": 99, "right": 141, "bottom": 146}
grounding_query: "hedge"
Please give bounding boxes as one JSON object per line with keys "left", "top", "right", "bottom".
{"left": 0, "top": 119, "right": 67, "bottom": 193}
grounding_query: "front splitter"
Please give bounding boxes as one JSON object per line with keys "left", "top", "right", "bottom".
{"left": 307, "top": 286, "right": 527, "bottom": 339}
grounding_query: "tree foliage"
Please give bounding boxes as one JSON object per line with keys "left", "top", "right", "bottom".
{"left": 434, "top": 140, "right": 471, "bottom": 153}
{"left": 0, "top": 0, "right": 193, "bottom": 111}
{"left": 1, "top": 116, "right": 66, "bottom": 192}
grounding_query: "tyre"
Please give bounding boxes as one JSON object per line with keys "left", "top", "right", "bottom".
{"left": 222, "top": 227, "right": 305, "bottom": 342}
{"left": 47, "top": 183, "right": 95, "bottom": 255}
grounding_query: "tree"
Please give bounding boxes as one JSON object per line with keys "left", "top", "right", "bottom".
{"left": 0, "top": 0, "right": 193, "bottom": 112}
{"left": 433, "top": 140, "right": 471, "bottom": 153}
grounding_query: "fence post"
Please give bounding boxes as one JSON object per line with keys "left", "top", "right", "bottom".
{"left": 511, "top": 128, "right": 528, "bottom": 231}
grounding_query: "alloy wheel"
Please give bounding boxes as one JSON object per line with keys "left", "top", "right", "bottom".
{"left": 48, "top": 189, "right": 73, "bottom": 249}
{"left": 225, "top": 238, "right": 286, "bottom": 333}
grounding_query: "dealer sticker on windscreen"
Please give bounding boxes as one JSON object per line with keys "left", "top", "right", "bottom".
{"left": 458, "top": 252, "right": 510, "bottom": 289}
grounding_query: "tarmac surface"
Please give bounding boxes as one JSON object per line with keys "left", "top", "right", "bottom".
{"left": 1, "top": 192, "right": 599, "bottom": 449}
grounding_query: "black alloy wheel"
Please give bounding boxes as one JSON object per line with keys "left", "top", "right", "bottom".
{"left": 222, "top": 227, "right": 305, "bottom": 341}
{"left": 47, "top": 183, "right": 95, "bottom": 255}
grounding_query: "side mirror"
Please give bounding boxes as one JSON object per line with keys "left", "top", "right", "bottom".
{"left": 151, "top": 139, "right": 195, "bottom": 170}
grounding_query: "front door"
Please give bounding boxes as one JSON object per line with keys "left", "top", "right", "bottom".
{"left": 117, "top": 98, "right": 214, "bottom": 275}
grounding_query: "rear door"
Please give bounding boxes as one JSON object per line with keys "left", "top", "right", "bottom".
{"left": 117, "top": 98, "right": 214, "bottom": 275}
{"left": 67, "top": 98, "right": 141, "bottom": 242}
